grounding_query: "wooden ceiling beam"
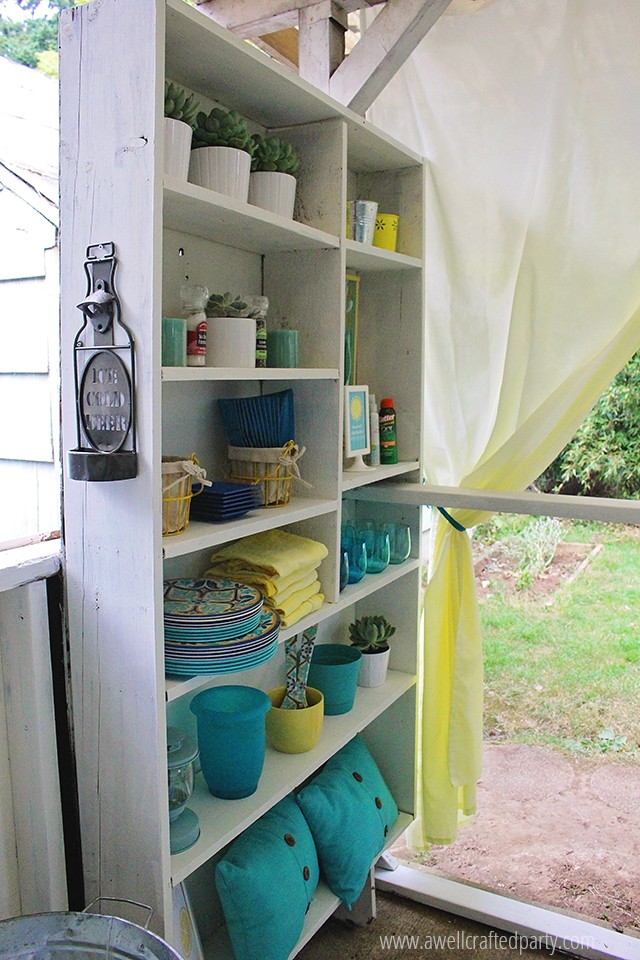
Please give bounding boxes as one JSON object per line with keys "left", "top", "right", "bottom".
{"left": 329, "top": 0, "right": 453, "bottom": 113}
{"left": 195, "top": 0, "right": 380, "bottom": 38}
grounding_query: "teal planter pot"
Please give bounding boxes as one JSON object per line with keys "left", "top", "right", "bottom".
{"left": 190, "top": 685, "right": 270, "bottom": 799}
{"left": 307, "top": 644, "right": 362, "bottom": 716}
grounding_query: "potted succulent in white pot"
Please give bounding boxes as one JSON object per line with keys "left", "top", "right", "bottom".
{"left": 189, "top": 107, "right": 255, "bottom": 201}
{"left": 249, "top": 134, "right": 300, "bottom": 219}
{"left": 164, "top": 81, "right": 200, "bottom": 180}
{"left": 205, "top": 292, "right": 262, "bottom": 367}
{"left": 349, "top": 615, "right": 396, "bottom": 688}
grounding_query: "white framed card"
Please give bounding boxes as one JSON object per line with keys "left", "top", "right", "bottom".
{"left": 172, "top": 882, "right": 204, "bottom": 960}
{"left": 344, "top": 385, "right": 370, "bottom": 470}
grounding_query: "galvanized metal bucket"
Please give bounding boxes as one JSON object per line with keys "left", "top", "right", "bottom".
{"left": 0, "top": 899, "right": 182, "bottom": 960}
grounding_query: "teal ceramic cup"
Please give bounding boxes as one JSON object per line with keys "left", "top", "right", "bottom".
{"left": 307, "top": 644, "right": 362, "bottom": 716}
{"left": 162, "top": 316, "right": 187, "bottom": 366}
{"left": 190, "top": 685, "right": 270, "bottom": 799}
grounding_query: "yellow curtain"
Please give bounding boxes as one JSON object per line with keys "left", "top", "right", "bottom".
{"left": 368, "top": 0, "right": 640, "bottom": 845}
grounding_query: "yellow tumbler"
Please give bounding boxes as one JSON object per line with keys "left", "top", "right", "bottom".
{"left": 373, "top": 213, "right": 399, "bottom": 252}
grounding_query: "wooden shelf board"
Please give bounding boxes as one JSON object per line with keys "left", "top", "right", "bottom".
{"left": 198, "top": 811, "right": 414, "bottom": 960}
{"left": 162, "top": 366, "right": 339, "bottom": 382}
{"left": 170, "top": 670, "right": 416, "bottom": 883}
{"left": 162, "top": 497, "right": 338, "bottom": 560}
{"left": 165, "top": 560, "right": 420, "bottom": 703}
{"left": 163, "top": 178, "right": 340, "bottom": 252}
{"left": 342, "top": 461, "right": 420, "bottom": 492}
{"left": 165, "top": 1, "right": 422, "bottom": 173}
{"left": 344, "top": 240, "right": 422, "bottom": 273}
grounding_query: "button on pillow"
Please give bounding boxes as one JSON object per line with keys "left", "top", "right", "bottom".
{"left": 296, "top": 735, "right": 398, "bottom": 908}
{"left": 215, "top": 794, "right": 319, "bottom": 960}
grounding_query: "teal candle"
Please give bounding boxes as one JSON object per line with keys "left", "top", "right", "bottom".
{"left": 162, "top": 316, "right": 187, "bottom": 366}
{"left": 267, "top": 330, "right": 299, "bottom": 368}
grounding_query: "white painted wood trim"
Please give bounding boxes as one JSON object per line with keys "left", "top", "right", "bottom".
{"left": 0, "top": 541, "right": 61, "bottom": 594}
{"left": 0, "top": 580, "right": 67, "bottom": 914}
{"left": 376, "top": 866, "right": 640, "bottom": 960}
{"left": 347, "top": 482, "right": 640, "bottom": 525}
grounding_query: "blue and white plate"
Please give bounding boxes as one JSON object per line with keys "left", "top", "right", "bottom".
{"left": 163, "top": 578, "right": 263, "bottom": 625}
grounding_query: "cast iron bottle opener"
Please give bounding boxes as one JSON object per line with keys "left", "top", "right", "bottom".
{"left": 68, "top": 242, "right": 138, "bottom": 481}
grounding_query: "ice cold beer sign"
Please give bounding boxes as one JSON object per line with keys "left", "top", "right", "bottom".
{"left": 80, "top": 350, "right": 132, "bottom": 452}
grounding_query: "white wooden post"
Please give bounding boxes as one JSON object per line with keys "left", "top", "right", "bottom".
{"left": 59, "top": 0, "right": 170, "bottom": 933}
{"left": 298, "top": 1, "right": 348, "bottom": 92}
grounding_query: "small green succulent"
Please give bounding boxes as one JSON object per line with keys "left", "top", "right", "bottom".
{"left": 206, "top": 292, "right": 261, "bottom": 319}
{"left": 349, "top": 615, "right": 396, "bottom": 653}
{"left": 192, "top": 107, "right": 255, "bottom": 155}
{"left": 164, "top": 80, "right": 200, "bottom": 128}
{"left": 251, "top": 134, "right": 300, "bottom": 175}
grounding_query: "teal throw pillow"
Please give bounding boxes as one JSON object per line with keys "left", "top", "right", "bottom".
{"left": 215, "top": 794, "right": 319, "bottom": 960}
{"left": 296, "top": 735, "right": 398, "bottom": 908}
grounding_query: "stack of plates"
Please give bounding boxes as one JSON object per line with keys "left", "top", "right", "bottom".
{"left": 163, "top": 578, "right": 280, "bottom": 677}
{"left": 190, "top": 482, "right": 262, "bottom": 522}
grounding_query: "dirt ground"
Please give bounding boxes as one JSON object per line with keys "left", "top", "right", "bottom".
{"left": 393, "top": 535, "right": 640, "bottom": 937}
{"left": 393, "top": 743, "right": 640, "bottom": 935}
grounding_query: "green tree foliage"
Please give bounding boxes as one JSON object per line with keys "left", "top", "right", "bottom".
{"left": 0, "top": 1, "right": 81, "bottom": 70}
{"left": 539, "top": 350, "right": 640, "bottom": 499}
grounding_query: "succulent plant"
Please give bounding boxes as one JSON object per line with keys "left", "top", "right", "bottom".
{"left": 192, "top": 107, "right": 255, "bottom": 155}
{"left": 206, "top": 292, "right": 261, "bottom": 319}
{"left": 349, "top": 615, "right": 396, "bottom": 653}
{"left": 251, "top": 134, "right": 300, "bottom": 175}
{"left": 164, "top": 80, "right": 200, "bottom": 128}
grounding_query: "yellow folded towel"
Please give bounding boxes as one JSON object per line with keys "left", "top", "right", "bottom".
{"left": 203, "top": 563, "right": 319, "bottom": 600}
{"left": 208, "top": 529, "right": 328, "bottom": 580}
{"left": 272, "top": 568, "right": 318, "bottom": 606}
{"left": 279, "top": 591, "right": 324, "bottom": 628}
{"left": 268, "top": 578, "right": 321, "bottom": 620}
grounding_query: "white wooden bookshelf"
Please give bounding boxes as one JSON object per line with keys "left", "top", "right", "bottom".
{"left": 344, "top": 239, "right": 422, "bottom": 273}
{"left": 171, "top": 670, "right": 416, "bottom": 883}
{"left": 342, "top": 461, "right": 420, "bottom": 491}
{"left": 60, "top": 0, "right": 425, "bottom": 951}
{"left": 165, "top": 558, "right": 421, "bottom": 703}
{"left": 161, "top": 367, "right": 339, "bottom": 382}
{"left": 162, "top": 498, "right": 339, "bottom": 560}
{"left": 164, "top": 179, "right": 340, "bottom": 253}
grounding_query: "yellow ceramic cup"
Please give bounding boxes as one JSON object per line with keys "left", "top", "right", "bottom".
{"left": 266, "top": 686, "right": 324, "bottom": 753}
{"left": 373, "top": 213, "right": 399, "bottom": 252}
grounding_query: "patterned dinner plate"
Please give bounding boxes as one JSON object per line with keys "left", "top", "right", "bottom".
{"left": 163, "top": 578, "right": 263, "bottom": 623}
{"left": 165, "top": 637, "right": 279, "bottom": 677}
{"left": 165, "top": 610, "right": 279, "bottom": 654}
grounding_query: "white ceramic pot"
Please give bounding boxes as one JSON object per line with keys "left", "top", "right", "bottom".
{"left": 206, "top": 317, "right": 257, "bottom": 368}
{"left": 249, "top": 171, "right": 297, "bottom": 219}
{"left": 163, "top": 117, "right": 192, "bottom": 181}
{"left": 188, "top": 146, "right": 251, "bottom": 201}
{"left": 357, "top": 647, "right": 390, "bottom": 688}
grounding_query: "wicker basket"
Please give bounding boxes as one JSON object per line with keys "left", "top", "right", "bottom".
{"left": 162, "top": 456, "right": 198, "bottom": 535}
{"left": 227, "top": 442, "right": 305, "bottom": 508}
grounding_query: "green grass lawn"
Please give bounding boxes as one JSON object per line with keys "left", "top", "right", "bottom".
{"left": 479, "top": 520, "right": 640, "bottom": 758}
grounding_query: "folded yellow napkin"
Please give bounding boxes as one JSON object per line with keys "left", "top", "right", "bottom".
{"left": 208, "top": 529, "right": 328, "bottom": 579}
{"left": 203, "top": 563, "right": 319, "bottom": 600}
{"left": 279, "top": 592, "right": 324, "bottom": 628}
{"left": 268, "top": 578, "right": 321, "bottom": 620}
